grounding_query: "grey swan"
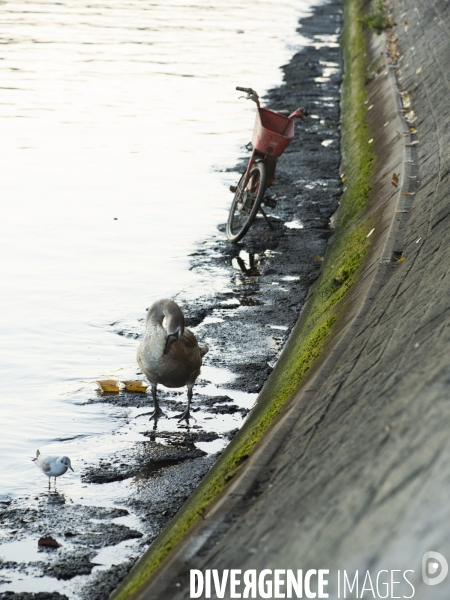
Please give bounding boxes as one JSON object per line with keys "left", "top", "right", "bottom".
{"left": 137, "top": 299, "right": 208, "bottom": 422}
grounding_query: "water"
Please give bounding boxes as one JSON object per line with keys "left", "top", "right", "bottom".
{"left": 0, "top": 0, "right": 317, "bottom": 499}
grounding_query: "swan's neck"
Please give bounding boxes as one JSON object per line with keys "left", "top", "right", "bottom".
{"left": 146, "top": 300, "right": 185, "bottom": 336}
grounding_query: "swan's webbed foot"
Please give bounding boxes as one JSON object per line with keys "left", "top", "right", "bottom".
{"left": 172, "top": 408, "right": 194, "bottom": 423}
{"left": 173, "top": 386, "right": 194, "bottom": 423}
{"left": 148, "top": 407, "right": 165, "bottom": 421}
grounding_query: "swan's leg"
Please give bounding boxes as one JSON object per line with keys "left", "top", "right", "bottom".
{"left": 173, "top": 386, "right": 194, "bottom": 423}
{"left": 148, "top": 384, "right": 165, "bottom": 420}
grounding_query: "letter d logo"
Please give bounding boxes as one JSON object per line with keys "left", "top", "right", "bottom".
{"left": 422, "top": 551, "right": 449, "bottom": 586}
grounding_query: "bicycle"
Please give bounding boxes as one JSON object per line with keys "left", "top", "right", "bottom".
{"left": 226, "top": 87, "right": 306, "bottom": 243}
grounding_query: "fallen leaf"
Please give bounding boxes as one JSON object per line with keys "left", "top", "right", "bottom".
{"left": 403, "top": 191, "right": 414, "bottom": 196}
{"left": 366, "top": 228, "right": 375, "bottom": 238}
{"left": 402, "top": 94, "right": 411, "bottom": 109}
{"left": 415, "top": 237, "right": 422, "bottom": 243}
{"left": 416, "top": 67, "right": 422, "bottom": 74}
{"left": 368, "top": 138, "right": 373, "bottom": 144}
{"left": 122, "top": 380, "right": 148, "bottom": 393}
{"left": 396, "top": 256, "right": 406, "bottom": 263}
{"left": 96, "top": 380, "right": 120, "bottom": 393}
{"left": 314, "top": 256, "right": 324, "bottom": 262}
{"left": 392, "top": 172, "right": 399, "bottom": 187}
{"left": 38, "top": 536, "right": 60, "bottom": 549}
{"left": 341, "top": 177, "right": 347, "bottom": 183}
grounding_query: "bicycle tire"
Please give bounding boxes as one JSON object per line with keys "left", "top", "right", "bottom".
{"left": 226, "top": 161, "right": 266, "bottom": 243}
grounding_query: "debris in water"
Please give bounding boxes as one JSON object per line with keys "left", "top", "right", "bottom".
{"left": 97, "top": 380, "right": 120, "bottom": 393}
{"left": 38, "top": 536, "right": 60, "bottom": 548}
{"left": 122, "top": 380, "right": 148, "bottom": 392}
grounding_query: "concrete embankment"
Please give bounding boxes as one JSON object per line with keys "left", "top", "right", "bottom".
{"left": 114, "top": 0, "right": 450, "bottom": 597}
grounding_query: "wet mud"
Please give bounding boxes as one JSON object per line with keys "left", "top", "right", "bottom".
{"left": 0, "top": 2, "right": 342, "bottom": 598}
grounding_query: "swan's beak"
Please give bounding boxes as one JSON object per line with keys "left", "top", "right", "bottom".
{"left": 164, "top": 333, "right": 179, "bottom": 354}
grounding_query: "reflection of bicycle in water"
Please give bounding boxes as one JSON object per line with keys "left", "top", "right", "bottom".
{"left": 233, "top": 252, "right": 260, "bottom": 277}
{"left": 226, "top": 87, "right": 306, "bottom": 243}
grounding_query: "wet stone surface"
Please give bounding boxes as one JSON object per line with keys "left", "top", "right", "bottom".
{"left": 0, "top": 2, "right": 341, "bottom": 598}
{"left": 81, "top": 442, "right": 206, "bottom": 484}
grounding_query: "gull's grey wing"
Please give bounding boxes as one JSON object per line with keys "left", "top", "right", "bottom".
{"left": 38, "top": 456, "right": 52, "bottom": 472}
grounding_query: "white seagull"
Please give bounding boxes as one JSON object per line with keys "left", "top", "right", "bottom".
{"left": 32, "top": 449, "right": 74, "bottom": 489}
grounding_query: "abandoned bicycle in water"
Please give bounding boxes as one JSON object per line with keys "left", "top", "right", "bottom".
{"left": 226, "top": 87, "right": 306, "bottom": 243}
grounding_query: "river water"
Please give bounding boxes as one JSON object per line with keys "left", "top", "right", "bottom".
{"left": 1, "top": 0, "right": 317, "bottom": 502}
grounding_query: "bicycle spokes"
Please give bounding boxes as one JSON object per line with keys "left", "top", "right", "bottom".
{"left": 226, "top": 162, "right": 267, "bottom": 242}
{"left": 237, "top": 171, "right": 261, "bottom": 214}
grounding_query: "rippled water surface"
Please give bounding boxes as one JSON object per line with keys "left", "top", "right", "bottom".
{"left": 1, "top": 0, "right": 317, "bottom": 498}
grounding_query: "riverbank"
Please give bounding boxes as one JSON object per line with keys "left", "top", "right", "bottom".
{"left": 115, "top": 0, "right": 450, "bottom": 597}
{"left": 0, "top": 2, "right": 342, "bottom": 599}
{"left": 111, "top": 0, "right": 346, "bottom": 597}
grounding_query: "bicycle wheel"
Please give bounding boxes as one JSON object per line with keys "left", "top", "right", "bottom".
{"left": 226, "top": 161, "right": 266, "bottom": 243}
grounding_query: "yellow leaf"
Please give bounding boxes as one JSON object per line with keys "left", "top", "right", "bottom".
{"left": 122, "top": 380, "right": 149, "bottom": 393}
{"left": 392, "top": 172, "right": 399, "bottom": 187}
{"left": 314, "top": 256, "right": 324, "bottom": 262}
{"left": 96, "top": 379, "right": 120, "bottom": 393}
{"left": 396, "top": 256, "right": 406, "bottom": 263}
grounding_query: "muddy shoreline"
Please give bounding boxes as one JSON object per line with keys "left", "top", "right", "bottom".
{"left": 0, "top": 2, "right": 342, "bottom": 598}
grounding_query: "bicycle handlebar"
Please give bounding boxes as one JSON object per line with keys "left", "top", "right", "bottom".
{"left": 236, "top": 86, "right": 254, "bottom": 94}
